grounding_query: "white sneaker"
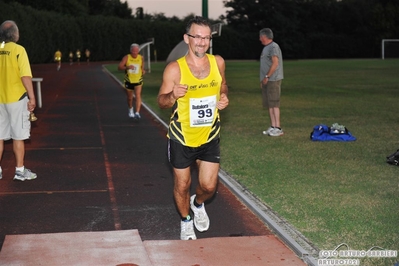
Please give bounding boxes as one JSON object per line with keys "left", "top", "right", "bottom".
{"left": 13, "top": 168, "right": 37, "bottom": 181}
{"left": 262, "top": 127, "right": 274, "bottom": 135}
{"left": 128, "top": 108, "right": 134, "bottom": 118}
{"left": 190, "top": 195, "right": 210, "bottom": 232}
{"left": 180, "top": 220, "right": 197, "bottom": 240}
{"left": 269, "top": 128, "right": 284, "bottom": 137}
{"left": 134, "top": 112, "right": 141, "bottom": 120}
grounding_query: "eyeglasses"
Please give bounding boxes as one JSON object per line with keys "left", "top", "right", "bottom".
{"left": 186, "top": 33, "right": 212, "bottom": 41}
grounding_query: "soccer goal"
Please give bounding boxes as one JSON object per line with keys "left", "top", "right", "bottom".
{"left": 381, "top": 39, "right": 399, "bottom": 59}
{"left": 139, "top": 38, "right": 154, "bottom": 73}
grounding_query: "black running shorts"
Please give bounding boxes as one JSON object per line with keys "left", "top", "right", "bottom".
{"left": 167, "top": 138, "right": 220, "bottom": 169}
{"left": 125, "top": 80, "right": 143, "bottom": 90}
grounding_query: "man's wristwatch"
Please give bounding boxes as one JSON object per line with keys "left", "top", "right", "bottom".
{"left": 265, "top": 75, "right": 269, "bottom": 79}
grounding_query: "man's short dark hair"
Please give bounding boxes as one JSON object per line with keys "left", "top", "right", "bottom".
{"left": 185, "top": 16, "right": 211, "bottom": 34}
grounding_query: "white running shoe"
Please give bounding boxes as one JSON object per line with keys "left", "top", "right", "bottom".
{"left": 269, "top": 128, "right": 284, "bottom": 137}
{"left": 190, "top": 195, "right": 210, "bottom": 232}
{"left": 13, "top": 168, "right": 37, "bottom": 181}
{"left": 180, "top": 220, "right": 197, "bottom": 240}
{"left": 262, "top": 126, "right": 274, "bottom": 135}
{"left": 128, "top": 108, "right": 134, "bottom": 118}
{"left": 134, "top": 112, "right": 141, "bottom": 120}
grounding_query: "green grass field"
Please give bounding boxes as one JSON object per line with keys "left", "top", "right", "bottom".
{"left": 105, "top": 59, "right": 399, "bottom": 266}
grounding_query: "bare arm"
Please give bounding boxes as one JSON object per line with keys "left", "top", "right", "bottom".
{"left": 117, "top": 55, "right": 128, "bottom": 71}
{"left": 21, "top": 76, "right": 36, "bottom": 111}
{"left": 261, "top": 55, "right": 279, "bottom": 85}
{"left": 157, "top": 61, "right": 187, "bottom": 109}
{"left": 141, "top": 55, "right": 146, "bottom": 75}
{"left": 215, "top": 55, "right": 229, "bottom": 110}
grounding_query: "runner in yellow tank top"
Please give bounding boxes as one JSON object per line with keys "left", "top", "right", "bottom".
{"left": 54, "top": 49, "right": 62, "bottom": 71}
{"left": 157, "top": 16, "right": 229, "bottom": 240}
{"left": 118, "top": 43, "right": 145, "bottom": 119}
{"left": 168, "top": 54, "right": 221, "bottom": 147}
{"left": 125, "top": 53, "right": 143, "bottom": 84}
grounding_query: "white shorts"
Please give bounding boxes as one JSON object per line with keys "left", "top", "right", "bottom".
{"left": 0, "top": 97, "right": 31, "bottom": 141}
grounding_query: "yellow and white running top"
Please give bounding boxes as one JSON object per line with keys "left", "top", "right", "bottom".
{"left": 54, "top": 50, "right": 62, "bottom": 61}
{"left": 167, "top": 54, "right": 222, "bottom": 147}
{"left": 124, "top": 54, "right": 143, "bottom": 84}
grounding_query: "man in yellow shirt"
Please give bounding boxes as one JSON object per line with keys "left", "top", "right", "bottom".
{"left": 157, "top": 16, "right": 229, "bottom": 240}
{"left": 69, "top": 50, "right": 74, "bottom": 65}
{"left": 54, "top": 49, "right": 62, "bottom": 71}
{"left": 0, "top": 20, "right": 37, "bottom": 181}
{"left": 118, "top": 43, "right": 145, "bottom": 119}
{"left": 85, "top": 48, "right": 90, "bottom": 64}
{"left": 76, "top": 49, "right": 81, "bottom": 65}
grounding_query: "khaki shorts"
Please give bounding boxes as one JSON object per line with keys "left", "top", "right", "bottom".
{"left": 262, "top": 80, "right": 281, "bottom": 108}
{"left": 0, "top": 97, "right": 30, "bottom": 141}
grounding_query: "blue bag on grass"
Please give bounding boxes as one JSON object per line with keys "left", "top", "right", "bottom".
{"left": 310, "top": 124, "right": 356, "bottom": 142}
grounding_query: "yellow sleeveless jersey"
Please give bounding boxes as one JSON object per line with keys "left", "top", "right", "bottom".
{"left": 124, "top": 54, "right": 143, "bottom": 84}
{"left": 54, "top": 51, "right": 62, "bottom": 61}
{"left": 168, "top": 54, "right": 222, "bottom": 147}
{"left": 0, "top": 42, "right": 32, "bottom": 104}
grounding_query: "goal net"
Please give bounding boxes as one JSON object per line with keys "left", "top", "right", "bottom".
{"left": 381, "top": 39, "right": 399, "bottom": 59}
{"left": 139, "top": 38, "right": 154, "bottom": 73}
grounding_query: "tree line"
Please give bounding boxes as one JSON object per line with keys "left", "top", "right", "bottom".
{"left": 223, "top": 0, "right": 399, "bottom": 59}
{"left": 1, "top": 0, "right": 398, "bottom": 63}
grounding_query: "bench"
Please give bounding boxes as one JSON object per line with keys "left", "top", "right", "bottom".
{"left": 32, "top": 77, "right": 43, "bottom": 108}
